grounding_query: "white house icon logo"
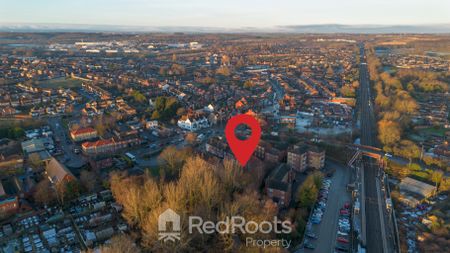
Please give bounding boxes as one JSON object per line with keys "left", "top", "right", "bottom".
{"left": 158, "top": 208, "right": 181, "bottom": 242}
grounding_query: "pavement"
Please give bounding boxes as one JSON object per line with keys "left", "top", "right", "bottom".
{"left": 305, "top": 161, "right": 351, "bottom": 253}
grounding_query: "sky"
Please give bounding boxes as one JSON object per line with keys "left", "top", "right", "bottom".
{"left": 1, "top": 0, "right": 449, "bottom": 28}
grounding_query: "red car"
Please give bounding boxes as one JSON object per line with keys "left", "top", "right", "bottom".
{"left": 340, "top": 209, "right": 349, "bottom": 215}
{"left": 344, "top": 202, "right": 350, "bottom": 209}
{"left": 337, "top": 237, "right": 349, "bottom": 244}
{"left": 417, "top": 204, "right": 427, "bottom": 211}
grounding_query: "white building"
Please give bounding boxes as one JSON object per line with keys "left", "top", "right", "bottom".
{"left": 177, "top": 114, "right": 209, "bottom": 132}
{"left": 204, "top": 104, "right": 214, "bottom": 112}
{"left": 145, "top": 120, "right": 159, "bottom": 130}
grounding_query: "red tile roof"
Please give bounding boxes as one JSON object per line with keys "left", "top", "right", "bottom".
{"left": 81, "top": 139, "right": 114, "bottom": 148}
{"left": 71, "top": 127, "right": 97, "bottom": 136}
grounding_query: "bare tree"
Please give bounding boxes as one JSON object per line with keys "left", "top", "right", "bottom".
{"left": 33, "top": 179, "right": 56, "bottom": 205}
{"left": 184, "top": 132, "right": 197, "bottom": 145}
{"left": 84, "top": 234, "right": 141, "bottom": 253}
{"left": 80, "top": 170, "right": 98, "bottom": 193}
{"left": 158, "top": 146, "right": 191, "bottom": 179}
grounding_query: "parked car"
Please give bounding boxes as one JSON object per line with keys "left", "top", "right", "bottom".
{"left": 339, "top": 222, "right": 350, "bottom": 227}
{"left": 306, "top": 233, "right": 318, "bottom": 240}
{"left": 335, "top": 246, "right": 349, "bottom": 252}
{"left": 337, "top": 231, "right": 348, "bottom": 237}
{"left": 337, "top": 237, "right": 349, "bottom": 244}
{"left": 311, "top": 218, "right": 321, "bottom": 224}
{"left": 304, "top": 242, "right": 316, "bottom": 250}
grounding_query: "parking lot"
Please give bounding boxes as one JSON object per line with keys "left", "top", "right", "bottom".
{"left": 304, "top": 161, "right": 352, "bottom": 253}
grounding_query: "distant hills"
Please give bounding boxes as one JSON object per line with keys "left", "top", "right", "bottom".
{"left": 0, "top": 23, "right": 449, "bottom": 34}
{"left": 280, "top": 24, "right": 450, "bottom": 34}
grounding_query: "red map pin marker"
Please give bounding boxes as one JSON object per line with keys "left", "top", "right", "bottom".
{"left": 225, "top": 114, "right": 261, "bottom": 166}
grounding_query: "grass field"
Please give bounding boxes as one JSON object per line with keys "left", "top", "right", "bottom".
{"left": 418, "top": 127, "right": 447, "bottom": 137}
{"left": 35, "top": 77, "right": 83, "bottom": 89}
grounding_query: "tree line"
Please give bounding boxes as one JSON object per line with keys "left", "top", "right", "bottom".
{"left": 109, "top": 154, "right": 291, "bottom": 252}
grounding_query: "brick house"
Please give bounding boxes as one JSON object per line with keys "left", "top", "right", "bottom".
{"left": 307, "top": 146, "right": 325, "bottom": 169}
{"left": 0, "top": 196, "right": 19, "bottom": 217}
{"left": 265, "top": 148, "right": 286, "bottom": 163}
{"left": 70, "top": 127, "right": 98, "bottom": 142}
{"left": 81, "top": 139, "right": 116, "bottom": 155}
{"left": 287, "top": 145, "right": 308, "bottom": 172}
{"left": 265, "top": 164, "right": 294, "bottom": 207}
{"left": 255, "top": 141, "right": 286, "bottom": 163}
{"left": 206, "top": 136, "right": 228, "bottom": 159}
{"left": 89, "top": 156, "right": 113, "bottom": 170}
{"left": 287, "top": 144, "right": 325, "bottom": 172}
{"left": 45, "top": 157, "right": 76, "bottom": 185}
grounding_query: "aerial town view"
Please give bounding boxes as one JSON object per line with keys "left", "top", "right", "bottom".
{"left": 0, "top": 1, "right": 449, "bottom": 253}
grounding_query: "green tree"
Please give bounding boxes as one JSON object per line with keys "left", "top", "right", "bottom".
{"left": 393, "top": 140, "right": 420, "bottom": 164}
{"left": 296, "top": 173, "right": 321, "bottom": 208}
{"left": 340, "top": 85, "right": 356, "bottom": 97}
{"left": 151, "top": 110, "right": 161, "bottom": 120}
{"left": 152, "top": 96, "right": 180, "bottom": 120}
{"left": 131, "top": 90, "right": 146, "bottom": 104}
{"left": 438, "top": 178, "right": 450, "bottom": 192}
{"left": 431, "top": 170, "right": 444, "bottom": 192}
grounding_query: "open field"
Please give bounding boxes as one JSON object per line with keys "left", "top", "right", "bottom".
{"left": 35, "top": 77, "right": 83, "bottom": 88}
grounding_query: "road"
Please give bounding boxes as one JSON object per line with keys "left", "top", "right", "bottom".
{"left": 306, "top": 161, "right": 351, "bottom": 253}
{"left": 133, "top": 126, "right": 222, "bottom": 169}
{"left": 48, "top": 116, "right": 86, "bottom": 169}
{"left": 358, "top": 45, "right": 394, "bottom": 253}
{"left": 262, "top": 78, "right": 284, "bottom": 118}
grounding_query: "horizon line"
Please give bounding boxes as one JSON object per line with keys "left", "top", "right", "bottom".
{"left": 1, "top": 22, "right": 450, "bottom": 34}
